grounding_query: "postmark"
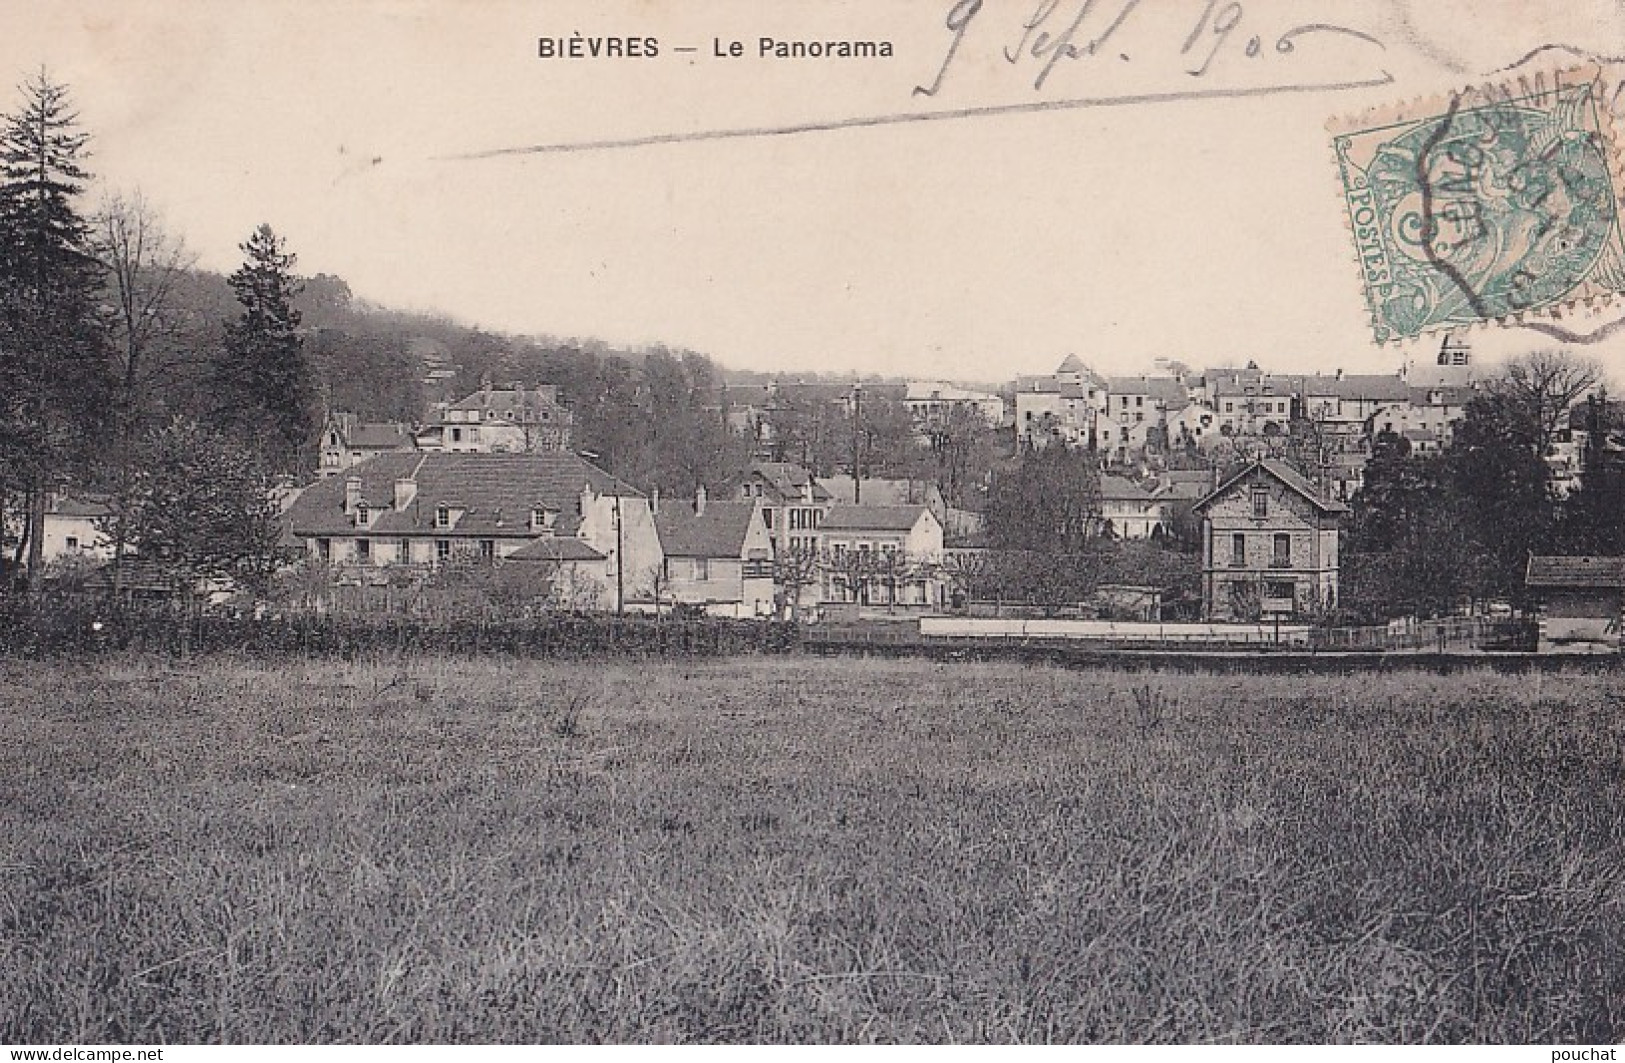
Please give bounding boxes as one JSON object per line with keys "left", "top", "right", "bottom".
{"left": 1330, "top": 66, "right": 1625, "bottom": 343}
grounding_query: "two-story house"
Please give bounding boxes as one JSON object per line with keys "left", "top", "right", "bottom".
{"left": 1015, "top": 355, "right": 1107, "bottom": 448}
{"left": 1192, "top": 460, "right": 1346, "bottom": 621}
{"left": 1098, "top": 475, "right": 1167, "bottom": 540}
{"left": 652, "top": 491, "right": 774, "bottom": 618}
{"left": 816, "top": 504, "right": 945, "bottom": 608}
{"left": 416, "top": 382, "right": 574, "bottom": 454}
{"left": 285, "top": 452, "right": 657, "bottom": 610}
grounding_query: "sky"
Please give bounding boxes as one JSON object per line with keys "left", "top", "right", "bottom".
{"left": 5, "top": 0, "right": 1625, "bottom": 385}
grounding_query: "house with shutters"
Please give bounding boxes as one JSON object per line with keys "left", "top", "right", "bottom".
{"left": 1192, "top": 460, "right": 1346, "bottom": 621}
{"left": 652, "top": 491, "right": 775, "bottom": 618}
{"left": 416, "top": 382, "right": 574, "bottom": 454}
{"left": 284, "top": 452, "right": 656, "bottom": 610}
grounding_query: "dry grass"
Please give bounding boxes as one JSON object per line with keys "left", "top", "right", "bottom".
{"left": 1, "top": 656, "right": 1621, "bottom": 1043}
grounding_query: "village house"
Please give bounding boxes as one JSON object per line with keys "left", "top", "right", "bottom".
{"left": 36, "top": 492, "right": 114, "bottom": 562}
{"left": 1525, "top": 556, "right": 1625, "bottom": 654}
{"left": 816, "top": 504, "right": 945, "bottom": 609}
{"left": 1014, "top": 355, "right": 1106, "bottom": 448}
{"left": 735, "top": 461, "right": 832, "bottom": 558}
{"left": 317, "top": 413, "right": 418, "bottom": 477}
{"left": 1193, "top": 459, "right": 1346, "bottom": 621}
{"left": 1098, "top": 475, "right": 1167, "bottom": 540}
{"left": 416, "top": 382, "right": 574, "bottom": 454}
{"left": 903, "top": 381, "right": 1005, "bottom": 427}
{"left": 285, "top": 452, "right": 658, "bottom": 611}
{"left": 651, "top": 491, "right": 774, "bottom": 618}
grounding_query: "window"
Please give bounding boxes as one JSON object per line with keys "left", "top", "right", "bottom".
{"left": 1267, "top": 581, "right": 1296, "bottom": 601}
{"left": 317, "top": 538, "right": 331, "bottom": 562}
{"left": 398, "top": 538, "right": 411, "bottom": 562}
{"left": 435, "top": 505, "right": 451, "bottom": 529}
{"left": 1251, "top": 486, "right": 1269, "bottom": 519}
{"left": 694, "top": 556, "right": 710, "bottom": 581}
{"left": 356, "top": 503, "right": 369, "bottom": 527}
{"left": 1272, "top": 533, "right": 1291, "bottom": 567}
{"left": 451, "top": 427, "right": 462, "bottom": 443}
{"left": 479, "top": 540, "right": 495, "bottom": 562}
{"left": 64, "top": 536, "right": 79, "bottom": 551}
{"left": 1224, "top": 401, "right": 1234, "bottom": 413}
{"left": 1231, "top": 533, "right": 1246, "bottom": 567}
{"left": 356, "top": 538, "right": 371, "bottom": 561}
{"left": 436, "top": 539, "right": 451, "bottom": 562}
{"left": 763, "top": 508, "right": 774, "bottom": 528}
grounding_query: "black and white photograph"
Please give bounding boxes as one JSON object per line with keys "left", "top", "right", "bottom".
{"left": 1, "top": 0, "right": 1623, "bottom": 1048}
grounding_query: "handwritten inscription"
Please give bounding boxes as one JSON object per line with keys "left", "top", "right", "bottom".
{"left": 916, "top": 0, "right": 1386, "bottom": 98}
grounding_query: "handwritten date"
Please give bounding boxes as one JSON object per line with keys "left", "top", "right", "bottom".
{"left": 915, "top": 0, "right": 1386, "bottom": 98}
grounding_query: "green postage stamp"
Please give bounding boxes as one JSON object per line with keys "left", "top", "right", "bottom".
{"left": 1331, "top": 67, "right": 1625, "bottom": 343}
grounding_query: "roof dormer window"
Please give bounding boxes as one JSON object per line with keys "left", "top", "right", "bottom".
{"left": 435, "top": 505, "right": 451, "bottom": 529}
{"left": 356, "top": 503, "right": 370, "bottom": 527}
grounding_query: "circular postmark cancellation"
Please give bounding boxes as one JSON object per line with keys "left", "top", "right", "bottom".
{"left": 1330, "top": 66, "right": 1625, "bottom": 344}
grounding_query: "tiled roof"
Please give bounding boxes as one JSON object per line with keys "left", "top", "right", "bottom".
{"left": 821, "top": 478, "right": 938, "bottom": 507}
{"left": 655, "top": 501, "right": 759, "bottom": 558}
{"left": 346, "top": 423, "right": 416, "bottom": 449}
{"left": 48, "top": 493, "right": 112, "bottom": 518}
{"left": 1099, "top": 474, "right": 1154, "bottom": 501}
{"left": 287, "top": 452, "right": 638, "bottom": 539}
{"left": 1209, "top": 373, "right": 1306, "bottom": 397}
{"left": 1104, "top": 376, "right": 1189, "bottom": 405}
{"left": 1015, "top": 375, "right": 1060, "bottom": 393}
{"left": 506, "top": 537, "right": 606, "bottom": 562}
{"left": 819, "top": 505, "right": 930, "bottom": 532}
{"left": 750, "top": 462, "right": 832, "bottom": 502}
{"left": 1194, "top": 459, "right": 1349, "bottom": 515}
{"left": 1412, "top": 385, "right": 1479, "bottom": 408}
{"left": 1302, "top": 374, "right": 1412, "bottom": 402}
{"left": 1526, "top": 555, "right": 1625, "bottom": 588}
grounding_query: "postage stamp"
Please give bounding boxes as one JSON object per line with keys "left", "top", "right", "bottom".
{"left": 1330, "top": 66, "right": 1625, "bottom": 344}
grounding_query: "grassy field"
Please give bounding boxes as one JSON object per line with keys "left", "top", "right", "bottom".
{"left": 1, "top": 655, "right": 1621, "bottom": 1043}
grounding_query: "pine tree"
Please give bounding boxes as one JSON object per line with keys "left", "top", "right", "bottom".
{"left": 213, "top": 223, "right": 315, "bottom": 472}
{"left": 0, "top": 70, "right": 113, "bottom": 585}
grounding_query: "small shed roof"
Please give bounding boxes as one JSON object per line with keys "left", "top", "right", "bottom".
{"left": 1526, "top": 556, "right": 1625, "bottom": 588}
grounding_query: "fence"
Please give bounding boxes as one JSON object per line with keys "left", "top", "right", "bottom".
{"left": 1310, "top": 616, "right": 1535, "bottom": 653}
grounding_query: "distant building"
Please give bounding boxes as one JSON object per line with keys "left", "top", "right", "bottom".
{"left": 1098, "top": 475, "right": 1166, "bottom": 540}
{"left": 1014, "top": 355, "right": 1107, "bottom": 448}
{"left": 904, "top": 381, "right": 1005, "bottom": 427}
{"left": 318, "top": 412, "right": 417, "bottom": 477}
{"left": 1193, "top": 460, "right": 1346, "bottom": 621}
{"left": 418, "top": 382, "right": 573, "bottom": 454}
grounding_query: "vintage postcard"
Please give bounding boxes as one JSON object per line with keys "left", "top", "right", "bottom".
{"left": 3, "top": 0, "right": 1625, "bottom": 1048}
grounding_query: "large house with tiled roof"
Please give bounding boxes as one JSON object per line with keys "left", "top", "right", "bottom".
{"left": 285, "top": 452, "right": 658, "bottom": 610}
{"left": 652, "top": 492, "right": 774, "bottom": 618}
{"left": 416, "top": 383, "right": 574, "bottom": 454}
{"left": 1193, "top": 460, "right": 1347, "bottom": 621}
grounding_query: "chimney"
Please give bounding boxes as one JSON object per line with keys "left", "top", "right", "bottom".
{"left": 344, "top": 475, "right": 362, "bottom": 514}
{"left": 1335, "top": 367, "right": 1344, "bottom": 380}
{"left": 695, "top": 485, "right": 707, "bottom": 516}
{"left": 651, "top": 488, "right": 660, "bottom": 515}
{"left": 394, "top": 477, "right": 417, "bottom": 511}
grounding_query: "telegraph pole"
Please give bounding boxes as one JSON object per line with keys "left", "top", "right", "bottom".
{"left": 614, "top": 492, "right": 625, "bottom": 617}
{"left": 851, "top": 381, "right": 863, "bottom": 504}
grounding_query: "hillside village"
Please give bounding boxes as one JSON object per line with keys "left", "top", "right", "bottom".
{"left": 24, "top": 324, "right": 1625, "bottom": 650}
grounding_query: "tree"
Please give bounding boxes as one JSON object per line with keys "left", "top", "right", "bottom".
{"left": 1559, "top": 390, "right": 1625, "bottom": 555}
{"left": 0, "top": 70, "right": 113, "bottom": 585}
{"left": 212, "top": 224, "right": 316, "bottom": 471}
{"left": 100, "top": 417, "right": 292, "bottom": 596}
{"left": 984, "top": 443, "right": 1102, "bottom": 554}
{"left": 1497, "top": 350, "right": 1601, "bottom": 464}
{"left": 772, "top": 540, "right": 822, "bottom": 620}
{"left": 822, "top": 546, "right": 878, "bottom": 606}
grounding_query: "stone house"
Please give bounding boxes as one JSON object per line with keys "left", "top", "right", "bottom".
{"left": 1193, "top": 460, "right": 1346, "bottom": 621}
{"left": 816, "top": 504, "right": 945, "bottom": 608}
